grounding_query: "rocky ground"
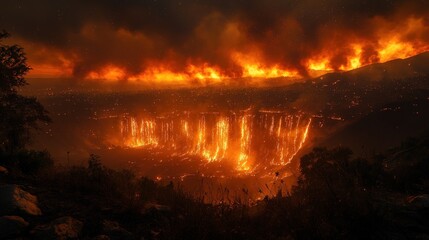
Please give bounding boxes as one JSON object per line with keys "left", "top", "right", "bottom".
{"left": 0, "top": 166, "right": 175, "bottom": 240}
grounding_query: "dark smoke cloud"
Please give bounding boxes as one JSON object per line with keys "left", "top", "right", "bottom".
{"left": 0, "top": 0, "right": 428, "bottom": 78}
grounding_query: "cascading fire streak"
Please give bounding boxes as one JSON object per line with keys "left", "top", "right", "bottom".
{"left": 119, "top": 111, "right": 311, "bottom": 172}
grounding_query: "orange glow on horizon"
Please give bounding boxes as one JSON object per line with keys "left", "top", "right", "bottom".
{"left": 22, "top": 17, "right": 429, "bottom": 85}
{"left": 87, "top": 65, "right": 127, "bottom": 81}
{"left": 232, "top": 52, "right": 299, "bottom": 79}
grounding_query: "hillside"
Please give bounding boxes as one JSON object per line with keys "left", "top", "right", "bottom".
{"left": 300, "top": 52, "right": 429, "bottom": 153}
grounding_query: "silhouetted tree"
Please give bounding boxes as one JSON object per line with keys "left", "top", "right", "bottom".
{"left": 0, "top": 31, "right": 50, "bottom": 153}
{"left": 290, "top": 147, "right": 384, "bottom": 239}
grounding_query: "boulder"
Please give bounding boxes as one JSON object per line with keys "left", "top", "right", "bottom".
{"left": 102, "top": 220, "right": 134, "bottom": 240}
{"left": 0, "top": 184, "right": 42, "bottom": 216}
{"left": 32, "top": 216, "right": 83, "bottom": 240}
{"left": 142, "top": 202, "right": 171, "bottom": 214}
{"left": 407, "top": 194, "right": 429, "bottom": 208}
{"left": 0, "top": 165, "right": 8, "bottom": 175}
{"left": 0, "top": 215, "right": 29, "bottom": 239}
{"left": 93, "top": 234, "right": 111, "bottom": 240}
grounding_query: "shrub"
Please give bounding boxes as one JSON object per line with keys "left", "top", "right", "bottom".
{"left": 0, "top": 149, "right": 53, "bottom": 175}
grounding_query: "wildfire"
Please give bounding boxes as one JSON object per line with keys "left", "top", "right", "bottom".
{"left": 85, "top": 39, "right": 428, "bottom": 85}
{"left": 232, "top": 52, "right": 299, "bottom": 79}
{"left": 73, "top": 17, "right": 429, "bottom": 85}
{"left": 86, "top": 65, "right": 126, "bottom": 81}
{"left": 119, "top": 111, "right": 312, "bottom": 173}
{"left": 237, "top": 115, "right": 251, "bottom": 171}
{"left": 14, "top": 1, "right": 427, "bottom": 86}
{"left": 215, "top": 117, "right": 229, "bottom": 160}
{"left": 86, "top": 63, "right": 226, "bottom": 86}
{"left": 122, "top": 118, "right": 158, "bottom": 147}
{"left": 181, "top": 120, "right": 190, "bottom": 138}
{"left": 193, "top": 116, "right": 230, "bottom": 162}
{"left": 309, "top": 18, "right": 429, "bottom": 74}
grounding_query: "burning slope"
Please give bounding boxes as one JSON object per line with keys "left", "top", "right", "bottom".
{"left": 119, "top": 111, "right": 311, "bottom": 173}
{"left": 2, "top": 1, "right": 428, "bottom": 86}
{"left": 74, "top": 17, "right": 429, "bottom": 85}
{"left": 84, "top": 16, "right": 429, "bottom": 85}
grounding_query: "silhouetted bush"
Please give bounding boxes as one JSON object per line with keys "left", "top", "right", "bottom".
{"left": 0, "top": 149, "right": 53, "bottom": 175}
{"left": 50, "top": 155, "right": 138, "bottom": 203}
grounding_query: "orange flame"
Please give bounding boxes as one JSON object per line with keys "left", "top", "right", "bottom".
{"left": 122, "top": 117, "right": 158, "bottom": 147}
{"left": 119, "top": 112, "right": 311, "bottom": 173}
{"left": 237, "top": 115, "right": 251, "bottom": 171}
{"left": 24, "top": 16, "right": 428, "bottom": 86}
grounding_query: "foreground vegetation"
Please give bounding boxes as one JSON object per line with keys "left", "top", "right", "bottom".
{"left": 1, "top": 134, "right": 428, "bottom": 239}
